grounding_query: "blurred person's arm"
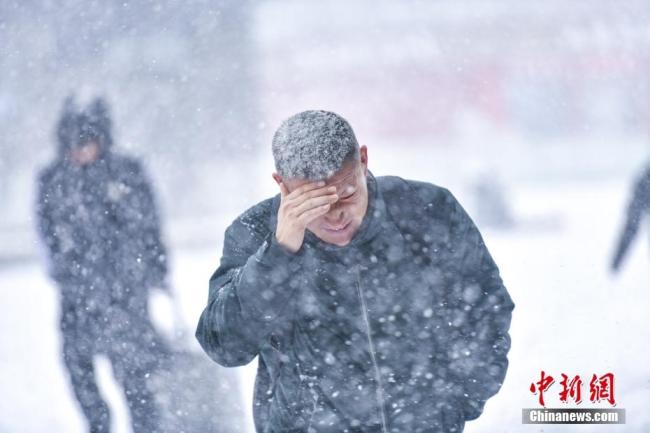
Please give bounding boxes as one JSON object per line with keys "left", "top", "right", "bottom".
{"left": 611, "top": 169, "right": 650, "bottom": 273}
{"left": 120, "top": 160, "right": 169, "bottom": 290}
{"left": 35, "top": 171, "right": 75, "bottom": 284}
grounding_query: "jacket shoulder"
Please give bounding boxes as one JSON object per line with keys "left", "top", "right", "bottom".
{"left": 108, "top": 153, "right": 144, "bottom": 173}
{"left": 377, "top": 175, "right": 455, "bottom": 212}
{"left": 228, "top": 196, "right": 277, "bottom": 244}
{"left": 37, "top": 160, "right": 65, "bottom": 189}
{"left": 636, "top": 165, "right": 650, "bottom": 186}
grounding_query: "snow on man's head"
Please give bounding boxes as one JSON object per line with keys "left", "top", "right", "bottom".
{"left": 272, "top": 110, "right": 359, "bottom": 181}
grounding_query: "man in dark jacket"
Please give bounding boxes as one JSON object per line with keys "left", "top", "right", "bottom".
{"left": 36, "top": 97, "right": 170, "bottom": 433}
{"left": 611, "top": 165, "right": 650, "bottom": 273}
{"left": 196, "top": 111, "right": 514, "bottom": 433}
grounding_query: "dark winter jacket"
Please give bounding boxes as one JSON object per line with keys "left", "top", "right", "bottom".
{"left": 196, "top": 171, "right": 514, "bottom": 433}
{"left": 36, "top": 151, "right": 168, "bottom": 312}
{"left": 612, "top": 166, "right": 650, "bottom": 272}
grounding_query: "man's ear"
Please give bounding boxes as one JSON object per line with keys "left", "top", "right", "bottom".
{"left": 359, "top": 145, "right": 369, "bottom": 175}
{"left": 272, "top": 172, "right": 283, "bottom": 185}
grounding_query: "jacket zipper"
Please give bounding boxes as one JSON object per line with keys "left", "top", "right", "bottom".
{"left": 356, "top": 266, "right": 389, "bottom": 433}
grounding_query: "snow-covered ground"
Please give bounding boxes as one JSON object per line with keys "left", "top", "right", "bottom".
{"left": 1, "top": 174, "right": 648, "bottom": 433}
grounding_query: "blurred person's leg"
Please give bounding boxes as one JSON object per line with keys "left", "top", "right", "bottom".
{"left": 114, "top": 363, "right": 160, "bottom": 433}
{"left": 107, "top": 305, "right": 170, "bottom": 433}
{"left": 60, "top": 304, "right": 111, "bottom": 433}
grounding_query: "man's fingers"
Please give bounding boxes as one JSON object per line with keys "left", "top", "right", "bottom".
{"left": 292, "top": 193, "right": 338, "bottom": 216}
{"left": 297, "top": 203, "right": 331, "bottom": 225}
{"left": 285, "top": 185, "right": 337, "bottom": 206}
{"left": 285, "top": 180, "right": 327, "bottom": 201}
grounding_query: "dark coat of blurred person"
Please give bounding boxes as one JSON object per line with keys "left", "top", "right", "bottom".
{"left": 36, "top": 97, "right": 170, "bottom": 433}
{"left": 611, "top": 165, "right": 650, "bottom": 273}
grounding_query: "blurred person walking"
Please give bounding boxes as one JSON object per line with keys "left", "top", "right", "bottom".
{"left": 611, "top": 164, "right": 650, "bottom": 274}
{"left": 36, "top": 97, "right": 170, "bottom": 433}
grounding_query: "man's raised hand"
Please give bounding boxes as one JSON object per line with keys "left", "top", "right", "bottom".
{"left": 275, "top": 180, "right": 338, "bottom": 253}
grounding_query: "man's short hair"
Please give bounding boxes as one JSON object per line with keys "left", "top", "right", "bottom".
{"left": 272, "top": 110, "right": 359, "bottom": 180}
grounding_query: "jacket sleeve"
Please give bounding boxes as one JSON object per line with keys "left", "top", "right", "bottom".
{"left": 119, "top": 161, "right": 168, "bottom": 289}
{"left": 35, "top": 171, "right": 75, "bottom": 284}
{"left": 611, "top": 170, "right": 650, "bottom": 272}
{"left": 195, "top": 218, "right": 307, "bottom": 367}
{"left": 442, "top": 190, "right": 515, "bottom": 421}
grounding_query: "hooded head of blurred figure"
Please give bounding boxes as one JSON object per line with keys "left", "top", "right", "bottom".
{"left": 56, "top": 96, "right": 80, "bottom": 157}
{"left": 56, "top": 96, "right": 114, "bottom": 166}
{"left": 85, "top": 97, "right": 113, "bottom": 148}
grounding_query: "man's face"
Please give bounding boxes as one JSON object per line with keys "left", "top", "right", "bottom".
{"left": 70, "top": 141, "right": 101, "bottom": 166}
{"left": 279, "top": 146, "right": 369, "bottom": 247}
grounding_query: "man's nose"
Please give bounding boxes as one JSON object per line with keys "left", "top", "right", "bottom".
{"left": 325, "top": 204, "right": 345, "bottom": 223}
